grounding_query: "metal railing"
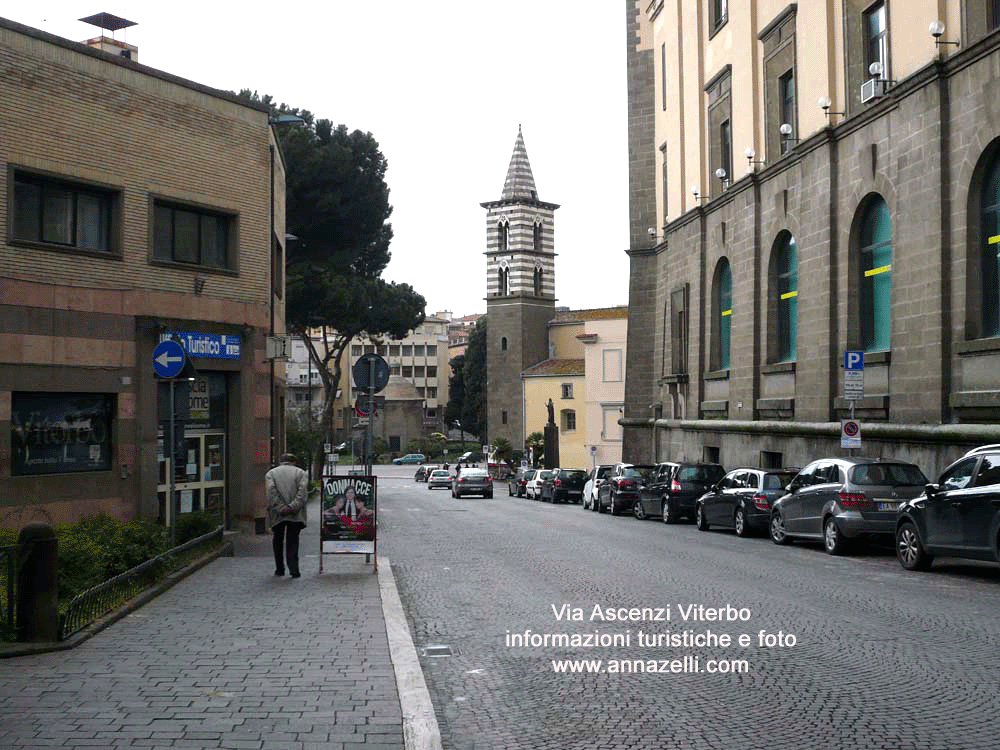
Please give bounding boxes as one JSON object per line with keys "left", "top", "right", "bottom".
{"left": 0, "top": 545, "right": 17, "bottom": 640}
{"left": 59, "top": 526, "right": 223, "bottom": 640}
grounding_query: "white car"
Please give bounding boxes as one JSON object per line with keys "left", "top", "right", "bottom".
{"left": 584, "top": 465, "right": 615, "bottom": 511}
{"left": 427, "top": 469, "right": 453, "bottom": 489}
{"left": 525, "top": 469, "right": 553, "bottom": 499}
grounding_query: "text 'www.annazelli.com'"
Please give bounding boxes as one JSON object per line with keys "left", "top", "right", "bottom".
{"left": 551, "top": 657, "right": 750, "bottom": 674}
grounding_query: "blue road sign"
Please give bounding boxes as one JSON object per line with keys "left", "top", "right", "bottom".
{"left": 844, "top": 351, "right": 864, "bottom": 371}
{"left": 153, "top": 340, "right": 187, "bottom": 378}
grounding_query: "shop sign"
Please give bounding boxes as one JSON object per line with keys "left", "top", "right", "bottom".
{"left": 160, "top": 331, "right": 241, "bottom": 360}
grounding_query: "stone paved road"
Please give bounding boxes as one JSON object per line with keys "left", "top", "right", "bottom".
{"left": 0, "top": 498, "right": 403, "bottom": 750}
{"left": 376, "top": 466, "right": 1000, "bottom": 750}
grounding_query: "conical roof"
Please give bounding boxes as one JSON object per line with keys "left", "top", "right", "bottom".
{"left": 501, "top": 125, "right": 538, "bottom": 200}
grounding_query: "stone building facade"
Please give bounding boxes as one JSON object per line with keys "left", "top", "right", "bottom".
{"left": 0, "top": 17, "right": 285, "bottom": 532}
{"left": 623, "top": 1, "right": 1000, "bottom": 478}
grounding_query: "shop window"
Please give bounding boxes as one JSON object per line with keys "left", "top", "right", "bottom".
{"left": 13, "top": 171, "right": 117, "bottom": 254}
{"left": 857, "top": 196, "right": 892, "bottom": 352}
{"left": 153, "top": 200, "right": 233, "bottom": 269}
{"left": 11, "top": 392, "right": 114, "bottom": 475}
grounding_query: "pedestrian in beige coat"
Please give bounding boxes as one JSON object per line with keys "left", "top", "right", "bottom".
{"left": 266, "top": 453, "right": 308, "bottom": 577}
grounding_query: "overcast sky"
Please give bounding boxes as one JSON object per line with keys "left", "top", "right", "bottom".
{"left": 10, "top": 2, "right": 631, "bottom": 319}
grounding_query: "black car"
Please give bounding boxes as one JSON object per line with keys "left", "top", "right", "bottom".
{"left": 770, "top": 457, "right": 928, "bottom": 555}
{"left": 598, "top": 463, "right": 656, "bottom": 515}
{"left": 539, "top": 468, "right": 588, "bottom": 504}
{"left": 695, "top": 468, "right": 798, "bottom": 536}
{"left": 896, "top": 446, "right": 1000, "bottom": 571}
{"left": 635, "top": 462, "right": 725, "bottom": 523}
{"left": 508, "top": 467, "right": 530, "bottom": 496}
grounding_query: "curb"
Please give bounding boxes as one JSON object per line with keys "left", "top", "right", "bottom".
{"left": 0, "top": 540, "right": 233, "bottom": 658}
{"left": 378, "top": 555, "right": 443, "bottom": 750}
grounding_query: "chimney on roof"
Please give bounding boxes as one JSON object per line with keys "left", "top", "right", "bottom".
{"left": 79, "top": 12, "right": 138, "bottom": 62}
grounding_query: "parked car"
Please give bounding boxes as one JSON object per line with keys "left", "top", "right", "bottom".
{"left": 598, "top": 463, "right": 656, "bottom": 515}
{"left": 584, "top": 465, "right": 615, "bottom": 511}
{"left": 415, "top": 464, "right": 439, "bottom": 482}
{"left": 635, "top": 462, "right": 725, "bottom": 523}
{"left": 695, "top": 467, "right": 798, "bottom": 536}
{"left": 427, "top": 469, "right": 453, "bottom": 490}
{"left": 512, "top": 469, "right": 535, "bottom": 497}
{"left": 508, "top": 467, "right": 531, "bottom": 496}
{"left": 525, "top": 469, "right": 553, "bottom": 499}
{"left": 393, "top": 453, "right": 426, "bottom": 465}
{"left": 896, "top": 445, "right": 1000, "bottom": 571}
{"left": 770, "top": 457, "right": 928, "bottom": 555}
{"left": 539, "top": 468, "right": 589, "bottom": 504}
{"left": 457, "top": 451, "right": 485, "bottom": 464}
{"left": 452, "top": 467, "right": 493, "bottom": 498}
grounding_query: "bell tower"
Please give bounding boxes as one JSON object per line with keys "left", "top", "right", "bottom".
{"left": 481, "top": 126, "right": 559, "bottom": 451}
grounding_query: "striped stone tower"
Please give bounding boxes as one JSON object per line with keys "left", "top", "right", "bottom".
{"left": 481, "top": 126, "right": 559, "bottom": 451}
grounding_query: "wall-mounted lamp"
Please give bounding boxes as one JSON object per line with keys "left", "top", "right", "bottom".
{"left": 691, "top": 185, "right": 708, "bottom": 202}
{"left": 779, "top": 123, "right": 800, "bottom": 145}
{"left": 869, "top": 61, "right": 883, "bottom": 78}
{"left": 745, "top": 147, "right": 765, "bottom": 171}
{"left": 714, "top": 167, "right": 730, "bottom": 190}
{"left": 929, "top": 20, "right": 960, "bottom": 48}
{"left": 818, "top": 96, "right": 845, "bottom": 121}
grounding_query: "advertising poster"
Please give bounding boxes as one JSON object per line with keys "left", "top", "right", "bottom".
{"left": 321, "top": 474, "right": 376, "bottom": 554}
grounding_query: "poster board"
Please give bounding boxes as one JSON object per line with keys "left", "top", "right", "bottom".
{"left": 320, "top": 474, "right": 377, "bottom": 571}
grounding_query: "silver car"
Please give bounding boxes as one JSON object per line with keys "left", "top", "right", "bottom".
{"left": 453, "top": 468, "right": 493, "bottom": 498}
{"left": 427, "top": 469, "right": 453, "bottom": 490}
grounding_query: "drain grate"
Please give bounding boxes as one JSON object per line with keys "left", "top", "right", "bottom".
{"left": 421, "top": 644, "right": 454, "bottom": 657}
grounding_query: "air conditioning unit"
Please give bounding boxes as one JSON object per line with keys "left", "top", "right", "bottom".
{"left": 860, "top": 78, "right": 889, "bottom": 103}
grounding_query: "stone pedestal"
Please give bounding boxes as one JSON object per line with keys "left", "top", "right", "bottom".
{"left": 543, "top": 423, "right": 560, "bottom": 469}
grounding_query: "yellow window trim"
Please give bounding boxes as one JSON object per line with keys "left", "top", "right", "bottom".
{"left": 989, "top": 234, "right": 1000, "bottom": 245}
{"left": 864, "top": 264, "right": 891, "bottom": 278}
{"left": 721, "top": 309, "right": 732, "bottom": 317}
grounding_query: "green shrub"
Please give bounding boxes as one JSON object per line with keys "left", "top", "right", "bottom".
{"left": 102, "top": 520, "right": 169, "bottom": 579}
{"left": 175, "top": 511, "right": 219, "bottom": 545}
{"left": 54, "top": 520, "right": 107, "bottom": 599}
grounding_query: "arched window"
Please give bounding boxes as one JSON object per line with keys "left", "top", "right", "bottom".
{"left": 775, "top": 234, "right": 798, "bottom": 362}
{"left": 501, "top": 336, "right": 508, "bottom": 351}
{"left": 498, "top": 219, "right": 509, "bottom": 253}
{"left": 859, "top": 196, "right": 891, "bottom": 351}
{"left": 533, "top": 265, "right": 543, "bottom": 296}
{"left": 982, "top": 154, "right": 1000, "bottom": 337}
{"left": 497, "top": 263, "right": 510, "bottom": 296}
{"left": 713, "top": 259, "right": 732, "bottom": 370}
{"left": 533, "top": 220, "right": 543, "bottom": 252}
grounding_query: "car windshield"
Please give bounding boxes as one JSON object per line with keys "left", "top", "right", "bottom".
{"left": 763, "top": 472, "right": 796, "bottom": 490}
{"left": 850, "top": 463, "right": 928, "bottom": 486}
{"left": 623, "top": 466, "right": 655, "bottom": 480}
{"left": 431, "top": 471, "right": 449, "bottom": 478}
{"left": 562, "top": 471, "right": 587, "bottom": 480}
{"left": 677, "top": 465, "right": 724, "bottom": 482}
{"left": 463, "top": 470, "right": 488, "bottom": 478}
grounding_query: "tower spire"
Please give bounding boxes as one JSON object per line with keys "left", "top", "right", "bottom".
{"left": 501, "top": 124, "right": 538, "bottom": 201}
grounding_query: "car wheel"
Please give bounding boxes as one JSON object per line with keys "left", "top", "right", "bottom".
{"left": 633, "top": 500, "right": 646, "bottom": 520}
{"left": 734, "top": 506, "right": 751, "bottom": 538}
{"left": 770, "top": 511, "right": 793, "bottom": 545}
{"left": 608, "top": 492, "right": 618, "bottom": 516}
{"left": 824, "top": 516, "right": 850, "bottom": 556}
{"left": 897, "top": 521, "right": 933, "bottom": 571}
{"left": 591, "top": 493, "right": 599, "bottom": 512}
{"left": 696, "top": 503, "right": 709, "bottom": 531}
{"left": 662, "top": 497, "right": 677, "bottom": 524}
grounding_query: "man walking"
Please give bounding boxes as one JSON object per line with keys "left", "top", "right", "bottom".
{"left": 266, "top": 453, "right": 308, "bottom": 577}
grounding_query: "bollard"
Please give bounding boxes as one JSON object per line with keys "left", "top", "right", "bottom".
{"left": 16, "top": 523, "right": 59, "bottom": 642}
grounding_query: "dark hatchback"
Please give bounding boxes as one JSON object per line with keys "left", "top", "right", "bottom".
{"left": 770, "top": 457, "right": 928, "bottom": 555}
{"left": 896, "top": 446, "right": 1000, "bottom": 571}
{"left": 598, "top": 464, "right": 656, "bottom": 515}
{"left": 508, "top": 467, "right": 531, "bottom": 496}
{"left": 539, "top": 468, "right": 589, "bottom": 504}
{"left": 635, "top": 462, "right": 725, "bottom": 523}
{"left": 695, "top": 468, "right": 798, "bottom": 536}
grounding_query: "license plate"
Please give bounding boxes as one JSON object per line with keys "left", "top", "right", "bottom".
{"left": 875, "top": 501, "right": 898, "bottom": 511}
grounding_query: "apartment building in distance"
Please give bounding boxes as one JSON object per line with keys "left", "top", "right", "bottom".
{"left": 0, "top": 16, "right": 286, "bottom": 531}
{"left": 622, "top": 0, "right": 1000, "bottom": 476}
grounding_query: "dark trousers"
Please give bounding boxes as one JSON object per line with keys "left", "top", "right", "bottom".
{"left": 272, "top": 521, "right": 304, "bottom": 575}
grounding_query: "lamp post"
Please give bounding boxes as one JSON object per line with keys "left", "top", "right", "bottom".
{"left": 454, "top": 420, "right": 466, "bottom": 455}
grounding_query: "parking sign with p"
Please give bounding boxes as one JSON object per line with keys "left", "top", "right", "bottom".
{"left": 844, "top": 351, "right": 864, "bottom": 371}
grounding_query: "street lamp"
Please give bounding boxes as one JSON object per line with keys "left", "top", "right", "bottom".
{"left": 454, "top": 420, "right": 466, "bottom": 455}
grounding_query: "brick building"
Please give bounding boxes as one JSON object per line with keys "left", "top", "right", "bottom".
{"left": 623, "top": 1, "right": 1000, "bottom": 477}
{"left": 0, "top": 17, "right": 286, "bottom": 532}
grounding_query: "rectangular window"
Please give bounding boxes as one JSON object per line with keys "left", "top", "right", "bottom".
{"left": 414, "top": 345, "right": 425, "bottom": 357}
{"left": 389, "top": 435, "right": 401, "bottom": 452}
{"left": 402, "top": 345, "right": 413, "bottom": 357}
{"left": 402, "top": 366, "right": 413, "bottom": 378}
{"left": 351, "top": 345, "right": 363, "bottom": 356}
{"left": 389, "top": 345, "right": 401, "bottom": 357}
{"left": 11, "top": 392, "right": 114, "bottom": 475}
{"left": 719, "top": 120, "right": 732, "bottom": 183}
{"left": 661, "top": 43, "right": 667, "bottom": 111}
{"left": 427, "top": 366, "right": 438, "bottom": 378}
{"left": 427, "top": 345, "right": 437, "bottom": 356}
{"left": 992, "top": 0, "right": 1000, "bottom": 31}
{"left": 602, "top": 406, "right": 623, "bottom": 441}
{"left": 428, "top": 387, "right": 437, "bottom": 399}
{"left": 602, "top": 349, "right": 623, "bottom": 382}
{"left": 660, "top": 145, "right": 669, "bottom": 222}
{"left": 760, "top": 451, "right": 784, "bottom": 469}
{"left": 864, "top": 2, "right": 888, "bottom": 75}
{"left": 670, "top": 285, "right": 689, "bottom": 374}
{"left": 390, "top": 365, "right": 401, "bottom": 376}
{"left": 272, "top": 234, "right": 283, "bottom": 299}
{"left": 502, "top": 410, "right": 508, "bottom": 425}
{"left": 153, "top": 201, "right": 230, "bottom": 268}
{"left": 703, "top": 445, "right": 721, "bottom": 464}
{"left": 562, "top": 410, "right": 577, "bottom": 432}
{"left": 417, "top": 387, "right": 425, "bottom": 397}
{"left": 14, "top": 173, "right": 114, "bottom": 253}
{"left": 364, "top": 345, "right": 375, "bottom": 354}
{"left": 561, "top": 383, "right": 573, "bottom": 399}
{"left": 377, "top": 345, "right": 387, "bottom": 356}
{"left": 711, "top": 0, "right": 728, "bottom": 31}
{"left": 779, "top": 70, "right": 795, "bottom": 154}
{"left": 414, "top": 366, "right": 425, "bottom": 378}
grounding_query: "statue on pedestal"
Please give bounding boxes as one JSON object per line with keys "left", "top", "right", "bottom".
{"left": 546, "top": 398, "right": 555, "bottom": 425}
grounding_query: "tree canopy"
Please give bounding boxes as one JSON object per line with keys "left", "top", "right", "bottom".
{"left": 460, "top": 318, "right": 487, "bottom": 443}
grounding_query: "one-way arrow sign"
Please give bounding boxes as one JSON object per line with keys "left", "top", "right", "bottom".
{"left": 153, "top": 340, "right": 187, "bottom": 378}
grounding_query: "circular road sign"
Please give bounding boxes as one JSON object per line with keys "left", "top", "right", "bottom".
{"left": 843, "top": 420, "right": 860, "bottom": 438}
{"left": 352, "top": 353, "right": 390, "bottom": 393}
{"left": 152, "top": 340, "right": 187, "bottom": 379}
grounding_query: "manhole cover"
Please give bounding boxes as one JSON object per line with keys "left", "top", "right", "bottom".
{"left": 422, "top": 644, "right": 454, "bottom": 657}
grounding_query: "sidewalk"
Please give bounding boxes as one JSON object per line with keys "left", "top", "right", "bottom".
{"left": 0, "top": 498, "right": 430, "bottom": 750}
